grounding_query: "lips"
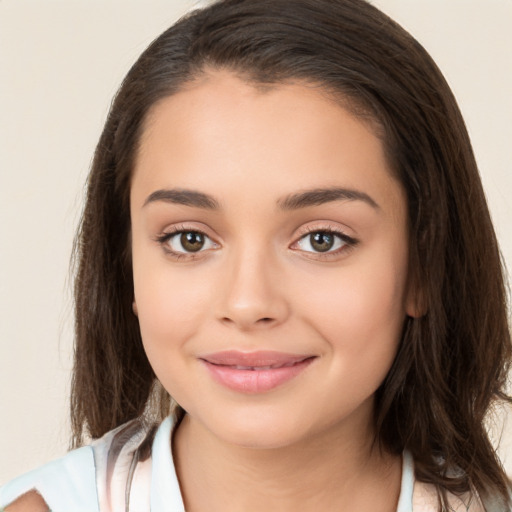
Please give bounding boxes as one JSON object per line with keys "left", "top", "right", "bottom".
{"left": 199, "top": 351, "right": 316, "bottom": 393}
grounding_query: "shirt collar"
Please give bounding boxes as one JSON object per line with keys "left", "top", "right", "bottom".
{"left": 150, "top": 416, "right": 414, "bottom": 512}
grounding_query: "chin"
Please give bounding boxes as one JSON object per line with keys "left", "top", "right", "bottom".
{"left": 188, "top": 400, "right": 326, "bottom": 451}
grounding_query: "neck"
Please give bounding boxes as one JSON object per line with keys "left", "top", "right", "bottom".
{"left": 172, "top": 406, "right": 402, "bottom": 512}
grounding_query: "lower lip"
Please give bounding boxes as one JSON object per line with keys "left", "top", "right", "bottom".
{"left": 201, "top": 358, "right": 315, "bottom": 393}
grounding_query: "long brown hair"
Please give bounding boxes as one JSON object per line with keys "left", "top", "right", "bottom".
{"left": 71, "top": 0, "right": 512, "bottom": 508}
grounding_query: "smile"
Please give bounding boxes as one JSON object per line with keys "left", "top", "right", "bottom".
{"left": 199, "top": 351, "right": 316, "bottom": 393}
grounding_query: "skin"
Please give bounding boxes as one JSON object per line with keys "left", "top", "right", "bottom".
{"left": 130, "top": 70, "right": 420, "bottom": 512}
{"left": 5, "top": 491, "right": 48, "bottom": 512}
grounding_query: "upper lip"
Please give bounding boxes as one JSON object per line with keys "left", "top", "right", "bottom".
{"left": 199, "top": 350, "right": 315, "bottom": 369}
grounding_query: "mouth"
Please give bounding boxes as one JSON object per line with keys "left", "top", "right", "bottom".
{"left": 199, "top": 351, "right": 316, "bottom": 393}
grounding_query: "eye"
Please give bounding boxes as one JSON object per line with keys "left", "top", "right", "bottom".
{"left": 159, "top": 230, "right": 217, "bottom": 254}
{"left": 294, "top": 230, "right": 357, "bottom": 255}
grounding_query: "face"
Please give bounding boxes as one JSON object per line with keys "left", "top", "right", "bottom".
{"left": 130, "top": 71, "right": 417, "bottom": 450}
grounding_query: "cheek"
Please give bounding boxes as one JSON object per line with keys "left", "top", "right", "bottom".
{"left": 132, "top": 263, "right": 214, "bottom": 400}
{"left": 302, "top": 268, "right": 407, "bottom": 409}
{"left": 132, "top": 249, "right": 211, "bottom": 356}
{"left": 295, "top": 250, "right": 408, "bottom": 365}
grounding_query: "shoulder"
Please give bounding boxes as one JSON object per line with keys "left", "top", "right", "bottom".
{"left": 0, "top": 418, "right": 155, "bottom": 512}
{"left": 0, "top": 445, "right": 97, "bottom": 512}
{"left": 406, "top": 452, "right": 501, "bottom": 512}
{"left": 413, "top": 480, "right": 505, "bottom": 512}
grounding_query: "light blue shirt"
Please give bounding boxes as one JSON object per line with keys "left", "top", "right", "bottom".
{"left": 0, "top": 416, "right": 415, "bottom": 511}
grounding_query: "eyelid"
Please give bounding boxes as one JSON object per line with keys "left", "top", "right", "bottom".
{"left": 153, "top": 221, "right": 358, "bottom": 260}
{"left": 154, "top": 223, "right": 220, "bottom": 258}
{"left": 290, "top": 222, "right": 359, "bottom": 258}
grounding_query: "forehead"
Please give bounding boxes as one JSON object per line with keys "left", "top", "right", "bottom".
{"left": 131, "top": 70, "right": 404, "bottom": 219}
{"left": 137, "top": 71, "right": 383, "bottom": 161}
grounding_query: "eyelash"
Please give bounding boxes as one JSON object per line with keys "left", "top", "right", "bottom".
{"left": 154, "top": 224, "right": 214, "bottom": 260}
{"left": 293, "top": 225, "right": 359, "bottom": 260}
{"left": 154, "top": 224, "right": 359, "bottom": 260}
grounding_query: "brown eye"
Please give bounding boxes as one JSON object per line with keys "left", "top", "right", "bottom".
{"left": 309, "top": 232, "right": 335, "bottom": 252}
{"left": 162, "top": 230, "right": 217, "bottom": 254}
{"left": 295, "top": 230, "right": 354, "bottom": 255}
{"left": 180, "top": 232, "right": 205, "bottom": 252}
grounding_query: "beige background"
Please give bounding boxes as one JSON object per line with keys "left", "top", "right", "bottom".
{"left": 0, "top": 0, "right": 511, "bottom": 484}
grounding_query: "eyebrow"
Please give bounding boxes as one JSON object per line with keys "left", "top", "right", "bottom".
{"left": 277, "top": 187, "right": 379, "bottom": 210}
{"left": 143, "top": 186, "right": 379, "bottom": 211}
{"left": 143, "top": 188, "right": 220, "bottom": 209}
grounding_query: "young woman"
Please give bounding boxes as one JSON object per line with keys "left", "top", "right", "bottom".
{"left": 1, "top": 0, "right": 511, "bottom": 511}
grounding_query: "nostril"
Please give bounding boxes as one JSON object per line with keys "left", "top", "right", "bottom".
{"left": 220, "top": 316, "right": 276, "bottom": 328}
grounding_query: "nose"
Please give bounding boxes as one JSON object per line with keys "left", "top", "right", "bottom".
{"left": 215, "top": 247, "right": 290, "bottom": 331}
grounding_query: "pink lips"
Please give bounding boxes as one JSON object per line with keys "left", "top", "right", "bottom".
{"left": 199, "top": 351, "right": 315, "bottom": 393}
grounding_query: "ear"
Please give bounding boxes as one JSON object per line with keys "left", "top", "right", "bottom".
{"left": 132, "top": 300, "right": 138, "bottom": 316}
